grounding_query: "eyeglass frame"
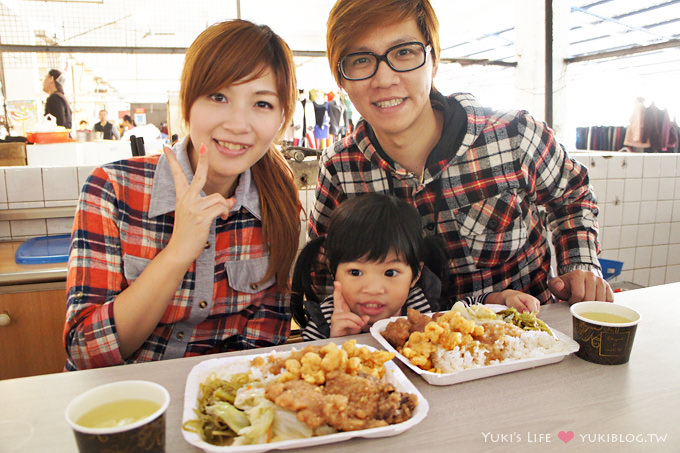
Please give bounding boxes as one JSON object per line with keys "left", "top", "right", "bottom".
{"left": 338, "top": 41, "right": 432, "bottom": 81}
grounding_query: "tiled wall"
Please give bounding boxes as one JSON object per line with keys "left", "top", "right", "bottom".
{"left": 573, "top": 152, "right": 680, "bottom": 287}
{"left": 3, "top": 153, "right": 680, "bottom": 289}
{"left": 0, "top": 165, "right": 96, "bottom": 240}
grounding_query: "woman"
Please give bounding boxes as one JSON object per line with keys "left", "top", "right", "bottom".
{"left": 42, "top": 69, "right": 72, "bottom": 129}
{"left": 309, "top": 0, "right": 612, "bottom": 306}
{"left": 64, "top": 20, "right": 301, "bottom": 370}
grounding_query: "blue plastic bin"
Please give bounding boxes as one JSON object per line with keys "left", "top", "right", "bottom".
{"left": 598, "top": 258, "right": 623, "bottom": 281}
{"left": 15, "top": 234, "right": 71, "bottom": 264}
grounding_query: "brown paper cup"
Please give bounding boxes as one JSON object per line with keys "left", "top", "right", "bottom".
{"left": 570, "top": 301, "right": 641, "bottom": 365}
{"left": 65, "top": 380, "right": 169, "bottom": 453}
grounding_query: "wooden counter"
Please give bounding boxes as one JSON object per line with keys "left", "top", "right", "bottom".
{"left": 0, "top": 240, "right": 67, "bottom": 287}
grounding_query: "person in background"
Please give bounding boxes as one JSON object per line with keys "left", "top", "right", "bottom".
{"left": 64, "top": 19, "right": 301, "bottom": 370}
{"left": 121, "top": 114, "right": 136, "bottom": 133}
{"left": 93, "top": 109, "right": 120, "bottom": 140}
{"left": 77, "top": 120, "right": 90, "bottom": 131}
{"left": 309, "top": 0, "right": 613, "bottom": 307}
{"left": 42, "top": 69, "right": 72, "bottom": 129}
{"left": 294, "top": 193, "right": 540, "bottom": 340}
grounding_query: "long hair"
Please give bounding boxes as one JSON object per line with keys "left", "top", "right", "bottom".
{"left": 291, "top": 193, "right": 449, "bottom": 327}
{"left": 48, "top": 69, "right": 65, "bottom": 94}
{"left": 180, "top": 20, "right": 300, "bottom": 290}
{"left": 326, "top": 0, "right": 440, "bottom": 87}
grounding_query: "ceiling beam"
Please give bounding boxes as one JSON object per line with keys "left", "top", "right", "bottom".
{"left": 565, "top": 39, "right": 680, "bottom": 63}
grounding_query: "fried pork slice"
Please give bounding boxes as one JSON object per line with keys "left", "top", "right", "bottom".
{"left": 407, "top": 308, "right": 432, "bottom": 333}
{"left": 265, "top": 380, "right": 327, "bottom": 429}
{"left": 381, "top": 317, "right": 411, "bottom": 349}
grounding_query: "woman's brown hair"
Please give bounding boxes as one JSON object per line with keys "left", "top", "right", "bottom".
{"left": 180, "top": 19, "right": 301, "bottom": 290}
{"left": 326, "top": 0, "right": 440, "bottom": 87}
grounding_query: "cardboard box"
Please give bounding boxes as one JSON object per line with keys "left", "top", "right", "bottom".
{"left": 0, "top": 142, "right": 27, "bottom": 166}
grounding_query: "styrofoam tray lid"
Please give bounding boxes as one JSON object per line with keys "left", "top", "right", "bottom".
{"left": 15, "top": 234, "right": 71, "bottom": 264}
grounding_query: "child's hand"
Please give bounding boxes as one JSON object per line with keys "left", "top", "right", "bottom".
{"left": 330, "top": 282, "right": 369, "bottom": 337}
{"left": 492, "top": 289, "right": 541, "bottom": 313}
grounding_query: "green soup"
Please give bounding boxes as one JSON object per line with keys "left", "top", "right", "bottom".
{"left": 579, "top": 311, "right": 632, "bottom": 324}
{"left": 76, "top": 399, "right": 160, "bottom": 428}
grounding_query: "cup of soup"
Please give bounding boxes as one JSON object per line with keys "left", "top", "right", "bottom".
{"left": 65, "top": 380, "right": 170, "bottom": 453}
{"left": 570, "top": 301, "right": 641, "bottom": 365}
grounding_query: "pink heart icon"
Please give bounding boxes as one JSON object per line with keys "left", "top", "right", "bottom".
{"left": 558, "top": 431, "right": 574, "bottom": 443}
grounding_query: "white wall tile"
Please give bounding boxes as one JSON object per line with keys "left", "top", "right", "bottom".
{"left": 669, "top": 223, "right": 680, "bottom": 244}
{"left": 603, "top": 202, "right": 622, "bottom": 227}
{"left": 651, "top": 246, "right": 668, "bottom": 267}
{"left": 638, "top": 201, "right": 656, "bottom": 225}
{"left": 619, "top": 225, "right": 638, "bottom": 248}
{"left": 0, "top": 169, "right": 6, "bottom": 204}
{"left": 655, "top": 200, "right": 673, "bottom": 224}
{"left": 673, "top": 201, "right": 680, "bottom": 223}
{"left": 621, "top": 202, "right": 640, "bottom": 225}
{"left": 634, "top": 246, "right": 652, "bottom": 268}
{"left": 600, "top": 225, "right": 620, "bottom": 251}
{"left": 633, "top": 268, "right": 650, "bottom": 287}
{"left": 42, "top": 167, "right": 79, "bottom": 201}
{"left": 649, "top": 268, "right": 666, "bottom": 287}
{"left": 641, "top": 178, "right": 659, "bottom": 202}
{"left": 675, "top": 176, "right": 680, "bottom": 201}
{"left": 46, "top": 217, "right": 74, "bottom": 235}
{"left": 607, "top": 156, "right": 627, "bottom": 179}
{"left": 676, "top": 156, "right": 680, "bottom": 178}
{"left": 77, "top": 166, "right": 97, "bottom": 192}
{"left": 5, "top": 167, "right": 44, "bottom": 203}
{"left": 618, "top": 270, "right": 634, "bottom": 283}
{"left": 617, "top": 248, "right": 636, "bottom": 271}
{"left": 590, "top": 180, "right": 607, "bottom": 205}
{"left": 623, "top": 178, "right": 642, "bottom": 202}
{"left": 45, "top": 200, "right": 78, "bottom": 208}
{"left": 658, "top": 178, "right": 675, "bottom": 201}
{"left": 8, "top": 201, "right": 44, "bottom": 209}
{"left": 642, "top": 155, "right": 662, "bottom": 178}
{"left": 660, "top": 156, "right": 677, "bottom": 177}
{"left": 9, "top": 219, "right": 47, "bottom": 238}
{"left": 605, "top": 179, "right": 624, "bottom": 204}
{"left": 653, "top": 223, "right": 670, "bottom": 245}
{"left": 0, "top": 220, "right": 10, "bottom": 240}
{"left": 636, "top": 224, "right": 654, "bottom": 247}
{"left": 624, "top": 156, "right": 644, "bottom": 179}
{"left": 0, "top": 202, "right": 7, "bottom": 210}
{"left": 587, "top": 156, "right": 608, "bottom": 180}
{"left": 668, "top": 244, "right": 680, "bottom": 266}
{"left": 666, "top": 265, "right": 680, "bottom": 284}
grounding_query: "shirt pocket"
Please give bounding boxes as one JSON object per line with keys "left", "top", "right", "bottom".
{"left": 453, "top": 190, "right": 528, "bottom": 268}
{"left": 224, "top": 255, "right": 275, "bottom": 294}
{"left": 122, "top": 254, "right": 152, "bottom": 282}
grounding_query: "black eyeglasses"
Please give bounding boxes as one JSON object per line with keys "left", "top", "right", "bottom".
{"left": 338, "top": 41, "right": 431, "bottom": 81}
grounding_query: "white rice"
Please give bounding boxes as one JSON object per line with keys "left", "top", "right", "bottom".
{"left": 432, "top": 329, "right": 570, "bottom": 373}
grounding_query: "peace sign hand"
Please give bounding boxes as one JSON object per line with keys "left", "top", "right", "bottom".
{"left": 163, "top": 144, "right": 235, "bottom": 266}
{"left": 330, "top": 281, "right": 369, "bottom": 337}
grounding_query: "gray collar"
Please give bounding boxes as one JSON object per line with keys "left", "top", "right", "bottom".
{"left": 148, "top": 137, "right": 261, "bottom": 219}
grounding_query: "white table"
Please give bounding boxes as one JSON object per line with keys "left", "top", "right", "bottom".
{"left": 1, "top": 283, "right": 678, "bottom": 452}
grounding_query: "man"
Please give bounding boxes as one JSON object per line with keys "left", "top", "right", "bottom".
{"left": 309, "top": 0, "right": 613, "bottom": 305}
{"left": 93, "top": 109, "right": 120, "bottom": 140}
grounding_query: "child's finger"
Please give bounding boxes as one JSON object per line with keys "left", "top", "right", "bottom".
{"left": 333, "top": 281, "right": 350, "bottom": 314}
{"left": 163, "top": 145, "right": 189, "bottom": 193}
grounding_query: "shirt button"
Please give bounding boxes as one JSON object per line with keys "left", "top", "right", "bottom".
{"left": 426, "top": 223, "right": 435, "bottom": 231}
{"left": 199, "top": 300, "right": 208, "bottom": 309}
{"left": 176, "top": 331, "right": 185, "bottom": 340}
{"left": 74, "top": 291, "right": 84, "bottom": 299}
{"left": 250, "top": 283, "right": 258, "bottom": 290}
{"left": 204, "top": 241, "right": 210, "bottom": 249}
{"left": 488, "top": 218, "right": 499, "bottom": 229}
